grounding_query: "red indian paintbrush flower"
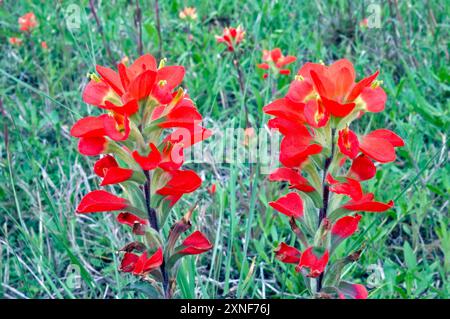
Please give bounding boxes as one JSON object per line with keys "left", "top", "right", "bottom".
{"left": 9, "top": 37, "right": 23, "bottom": 46}
{"left": 257, "top": 48, "right": 297, "bottom": 78}
{"left": 178, "top": 231, "right": 213, "bottom": 255}
{"left": 72, "top": 53, "right": 211, "bottom": 298}
{"left": 18, "top": 12, "right": 37, "bottom": 32}
{"left": 275, "top": 242, "right": 301, "bottom": 264}
{"left": 215, "top": 26, "right": 245, "bottom": 51}
{"left": 264, "top": 58, "right": 404, "bottom": 299}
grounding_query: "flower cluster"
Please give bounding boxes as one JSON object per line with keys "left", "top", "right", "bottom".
{"left": 72, "top": 53, "right": 213, "bottom": 298}
{"left": 8, "top": 12, "right": 48, "bottom": 50}
{"left": 179, "top": 7, "right": 198, "bottom": 20}
{"left": 264, "top": 59, "right": 404, "bottom": 298}
{"left": 215, "top": 26, "right": 245, "bottom": 52}
{"left": 257, "top": 48, "right": 297, "bottom": 78}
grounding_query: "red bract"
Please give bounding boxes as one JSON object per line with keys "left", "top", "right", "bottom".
{"left": 18, "top": 12, "right": 37, "bottom": 32}
{"left": 257, "top": 48, "right": 296, "bottom": 78}
{"left": 332, "top": 214, "right": 362, "bottom": 239}
{"left": 132, "top": 248, "right": 164, "bottom": 275}
{"left": 359, "top": 129, "right": 404, "bottom": 163}
{"left": 157, "top": 170, "right": 202, "bottom": 205}
{"left": 349, "top": 154, "right": 376, "bottom": 181}
{"left": 132, "top": 143, "right": 162, "bottom": 170}
{"left": 9, "top": 37, "right": 23, "bottom": 46}
{"left": 269, "top": 167, "right": 315, "bottom": 192}
{"left": 275, "top": 242, "right": 301, "bottom": 264}
{"left": 296, "top": 247, "right": 329, "bottom": 278}
{"left": 338, "top": 127, "right": 359, "bottom": 159}
{"left": 179, "top": 231, "right": 213, "bottom": 255}
{"left": 343, "top": 193, "right": 394, "bottom": 212}
{"left": 215, "top": 26, "right": 245, "bottom": 51}
{"left": 72, "top": 53, "right": 211, "bottom": 297}
{"left": 338, "top": 282, "right": 368, "bottom": 299}
{"left": 327, "top": 175, "right": 363, "bottom": 201}
{"left": 269, "top": 192, "right": 304, "bottom": 218}
{"left": 76, "top": 190, "right": 128, "bottom": 213}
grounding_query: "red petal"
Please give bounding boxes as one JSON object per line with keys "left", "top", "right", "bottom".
{"left": 76, "top": 190, "right": 127, "bottom": 213}
{"left": 100, "top": 167, "right": 133, "bottom": 186}
{"left": 179, "top": 231, "right": 212, "bottom": 255}
{"left": 337, "top": 128, "right": 360, "bottom": 159}
{"left": 304, "top": 99, "right": 330, "bottom": 127}
{"left": 269, "top": 192, "right": 304, "bottom": 218}
{"left": 159, "top": 106, "right": 202, "bottom": 128}
{"left": 349, "top": 155, "right": 376, "bottom": 181}
{"left": 359, "top": 135, "right": 396, "bottom": 163}
{"left": 321, "top": 96, "right": 355, "bottom": 118}
{"left": 103, "top": 114, "right": 130, "bottom": 141}
{"left": 347, "top": 70, "right": 379, "bottom": 101}
{"left": 128, "top": 70, "right": 157, "bottom": 100}
{"left": 96, "top": 65, "right": 124, "bottom": 95}
{"left": 274, "top": 242, "right": 301, "bottom": 264}
{"left": 103, "top": 99, "right": 139, "bottom": 116}
{"left": 263, "top": 98, "right": 306, "bottom": 123}
{"left": 156, "top": 66, "right": 185, "bottom": 91}
{"left": 132, "top": 143, "right": 162, "bottom": 171}
{"left": 157, "top": 170, "right": 202, "bottom": 196}
{"left": 365, "top": 129, "right": 404, "bottom": 147}
{"left": 128, "top": 54, "right": 157, "bottom": 76}
{"left": 142, "top": 247, "right": 163, "bottom": 272}
{"left": 296, "top": 247, "right": 329, "bottom": 277}
{"left": 117, "top": 212, "right": 148, "bottom": 227}
{"left": 338, "top": 282, "right": 368, "bottom": 299}
{"left": 82, "top": 80, "right": 112, "bottom": 106}
{"left": 119, "top": 252, "right": 139, "bottom": 272}
{"left": 70, "top": 116, "right": 106, "bottom": 138}
{"left": 360, "top": 86, "right": 387, "bottom": 112}
{"left": 343, "top": 197, "right": 394, "bottom": 212}
{"left": 328, "top": 176, "right": 363, "bottom": 200}
{"left": 78, "top": 137, "right": 107, "bottom": 156}
{"left": 286, "top": 78, "right": 314, "bottom": 103}
{"left": 269, "top": 167, "right": 315, "bottom": 192}
{"left": 94, "top": 155, "right": 118, "bottom": 177}
{"left": 256, "top": 63, "right": 269, "bottom": 70}
{"left": 332, "top": 214, "right": 362, "bottom": 238}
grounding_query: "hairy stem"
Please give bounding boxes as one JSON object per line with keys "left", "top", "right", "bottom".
{"left": 143, "top": 170, "right": 170, "bottom": 298}
{"left": 317, "top": 128, "right": 336, "bottom": 293}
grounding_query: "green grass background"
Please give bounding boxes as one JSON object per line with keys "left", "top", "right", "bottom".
{"left": 0, "top": 0, "right": 448, "bottom": 298}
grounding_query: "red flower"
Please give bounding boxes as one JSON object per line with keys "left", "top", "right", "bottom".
{"left": 132, "top": 143, "right": 162, "bottom": 170}
{"left": 327, "top": 175, "right": 363, "bottom": 201}
{"left": 274, "top": 242, "right": 301, "bottom": 264}
{"left": 332, "top": 214, "right": 362, "bottom": 238}
{"left": 269, "top": 167, "right": 315, "bottom": 192}
{"left": 117, "top": 212, "right": 148, "bottom": 235}
{"left": 179, "top": 231, "right": 213, "bottom": 255}
{"left": 94, "top": 155, "right": 133, "bottom": 186}
{"left": 343, "top": 193, "right": 394, "bottom": 212}
{"left": 263, "top": 98, "right": 306, "bottom": 124}
{"left": 288, "top": 59, "right": 386, "bottom": 118}
{"left": 257, "top": 48, "right": 296, "bottom": 77}
{"left": 132, "top": 248, "right": 164, "bottom": 275}
{"left": 208, "top": 184, "right": 216, "bottom": 195}
{"left": 41, "top": 41, "right": 48, "bottom": 49}
{"left": 349, "top": 154, "right": 376, "bottom": 181}
{"left": 119, "top": 252, "right": 140, "bottom": 272}
{"left": 359, "top": 129, "right": 404, "bottom": 163}
{"left": 156, "top": 170, "right": 202, "bottom": 205}
{"left": 296, "top": 247, "right": 329, "bottom": 277}
{"left": 9, "top": 37, "right": 23, "bottom": 46}
{"left": 215, "top": 26, "right": 245, "bottom": 51}
{"left": 76, "top": 190, "right": 128, "bottom": 213}
{"left": 279, "top": 133, "right": 322, "bottom": 168}
{"left": 269, "top": 192, "right": 304, "bottom": 218}
{"left": 18, "top": 12, "right": 37, "bottom": 32}
{"left": 338, "top": 127, "right": 359, "bottom": 159}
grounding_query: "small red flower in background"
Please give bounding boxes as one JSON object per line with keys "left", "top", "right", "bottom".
{"left": 257, "top": 48, "right": 296, "bottom": 78}
{"left": 215, "top": 26, "right": 245, "bottom": 52}
{"left": 9, "top": 37, "right": 22, "bottom": 46}
{"left": 18, "top": 12, "right": 37, "bottom": 32}
{"left": 208, "top": 184, "right": 216, "bottom": 195}
{"left": 179, "top": 7, "right": 197, "bottom": 20}
{"left": 40, "top": 41, "right": 48, "bottom": 49}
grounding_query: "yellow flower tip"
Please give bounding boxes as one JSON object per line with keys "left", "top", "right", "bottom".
{"left": 295, "top": 75, "right": 305, "bottom": 81}
{"left": 371, "top": 80, "right": 383, "bottom": 89}
{"left": 318, "top": 60, "right": 325, "bottom": 65}
{"left": 88, "top": 73, "right": 101, "bottom": 82}
{"left": 158, "top": 80, "right": 168, "bottom": 87}
{"left": 158, "top": 58, "right": 167, "bottom": 70}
